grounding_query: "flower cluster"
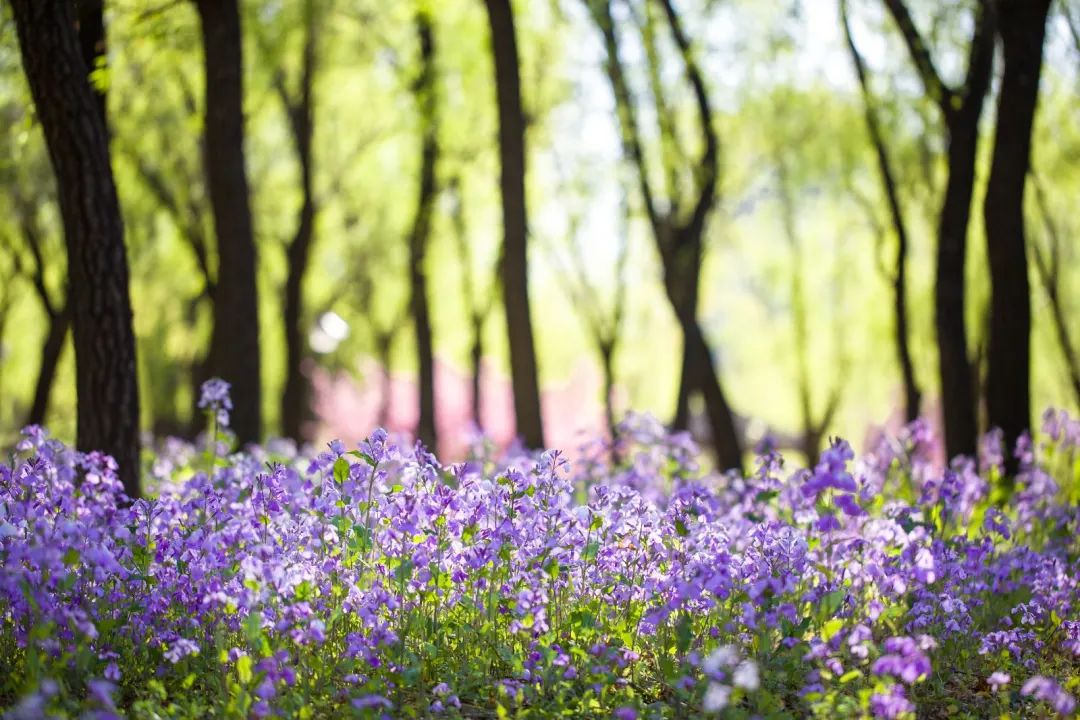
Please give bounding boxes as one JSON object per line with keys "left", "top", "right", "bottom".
{"left": 1, "top": 403, "right": 1079, "bottom": 718}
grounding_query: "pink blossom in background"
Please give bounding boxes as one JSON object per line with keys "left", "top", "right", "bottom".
{"left": 310, "top": 357, "right": 610, "bottom": 460}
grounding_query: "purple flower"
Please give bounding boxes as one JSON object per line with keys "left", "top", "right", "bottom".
{"left": 163, "top": 638, "right": 199, "bottom": 664}
{"left": 987, "top": 672, "right": 1010, "bottom": 692}
{"left": 614, "top": 708, "right": 638, "bottom": 720}
{"left": 870, "top": 684, "right": 914, "bottom": 719}
{"left": 198, "top": 378, "right": 233, "bottom": 427}
{"left": 352, "top": 695, "right": 393, "bottom": 710}
{"left": 872, "top": 637, "right": 931, "bottom": 685}
{"left": 1021, "top": 676, "right": 1076, "bottom": 716}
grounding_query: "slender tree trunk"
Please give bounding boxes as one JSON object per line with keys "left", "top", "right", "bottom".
{"left": 841, "top": 0, "right": 921, "bottom": 423}
{"left": 376, "top": 333, "right": 394, "bottom": 428}
{"left": 882, "top": 0, "right": 994, "bottom": 460}
{"left": 27, "top": 306, "right": 71, "bottom": 426}
{"left": 483, "top": 0, "right": 544, "bottom": 449}
{"left": 672, "top": 348, "right": 692, "bottom": 430}
{"left": 469, "top": 314, "right": 485, "bottom": 429}
{"left": 280, "top": 3, "right": 318, "bottom": 443}
{"left": 984, "top": 0, "right": 1050, "bottom": 476}
{"left": 408, "top": 7, "right": 440, "bottom": 451}
{"left": 11, "top": 0, "right": 141, "bottom": 497}
{"left": 196, "top": 0, "right": 262, "bottom": 445}
{"left": 682, "top": 315, "right": 743, "bottom": 474}
{"left": 936, "top": 119, "right": 982, "bottom": 459}
{"left": 599, "top": 342, "right": 616, "bottom": 441}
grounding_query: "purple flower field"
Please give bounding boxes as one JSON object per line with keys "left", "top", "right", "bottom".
{"left": 1, "top": 386, "right": 1079, "bottom": 718}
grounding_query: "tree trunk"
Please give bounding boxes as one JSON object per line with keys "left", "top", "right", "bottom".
{"left": 280, "top": 3, "right": 318, "bottom": 443}
{"left": 407, "top": 7, "right": 440, "bottom": 452}
{"left": 483, "top": 0, "right": 544, "bottom": 449}
{"left": 682, "top": 315, "right": 743, "bottom": 475}
{"left": 984, "top": 0, "right": 1050, "bottom": 477}
{"left": 841, "top": 0, "right": 921, "bottom": 423}
{"left": 27, "top": 305, "right": 71, "bottom": 426}
{"left": 469, "top": 313, "right": 485, "bottom": 430}
{"left": 376, "top": 333, "right": 394, "bottom": 428}
{"left": 936, "top": 118, "right": 982, "bottom": 460}
{"left": 599, "top": 342, "right": 616, "bottom": 441}
{"left": 196, "top": 0, "right": 263, "bottom": 445}
{"left": 11, "top": 0, "right": 141, "bottom": 497}
{"left": 882, "top": 0, "right": 994, "bottom": 460}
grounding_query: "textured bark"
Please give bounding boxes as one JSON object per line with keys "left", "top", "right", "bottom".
{"left": 841, "top": 0, "right": 921, "bottom": 423}
{"left": 984, "top": 0, "right": 1051, "bottom": 477}
{"left": 279, "top": 2, "right": 318, "bottom": 443}
{"left": 11, "top": 0, "right": 141, "bottom": 496}
{"left": 483, "top": 0, "right": 545, "bottom": 449}
{"left": 406, "top": 7, "right": 440, "bottom": 452}
{"left": 196, "top": 0, "right": 263, "bottom": 444}
{"left": 882, "top": 0, "right": 995, "bottom": 459}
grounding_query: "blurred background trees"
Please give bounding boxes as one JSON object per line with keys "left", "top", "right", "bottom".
{"left": 1, "top": 0, "right": 1078, "bottom": 482}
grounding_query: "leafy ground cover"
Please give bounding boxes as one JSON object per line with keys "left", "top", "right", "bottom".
{"left": 1, "top": 383, "right": 1079, "bottom": 718}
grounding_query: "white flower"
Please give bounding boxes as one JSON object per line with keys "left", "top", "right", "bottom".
{"left": 703, "top": 683, "right": 731, "bottom": 712}
{"left": 703, "top": 644, "right": 739, "bottom": 674}
{"left": 733, "top": 660, "right": 760, "bottom": 691}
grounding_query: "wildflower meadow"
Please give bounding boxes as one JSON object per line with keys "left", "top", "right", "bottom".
{"left": 1, "top": 382, "right": 1078, "bottom": 718}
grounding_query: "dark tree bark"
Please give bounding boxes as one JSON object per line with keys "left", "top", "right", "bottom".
{"left": 76, "top": 0, "right": 106, "bottom": 125}
{"left": 482, "top": 0, "right": 545, "bottom": 449}
{"left": 276, "top": 1, "right": 319, "bottom": 443}
{"left": 195, "top": 0, "right": 263, "bottom": 445}
{"left": 11, "top": 0, "right": 141, "bottom": 497}
{"left": 882, "top": 0, "right": 995, "bottom": 459}
{"left": 585, "top": 0, "right": 743, "bottom": 473}
{"left": 841, "top": 0, "right": 921, "bottom": 424}
{"left": 984, "top": 0, "right": 1051, "bottom": 477}
{"left": 406, "top": 6, "right": 440, "bottom": 452}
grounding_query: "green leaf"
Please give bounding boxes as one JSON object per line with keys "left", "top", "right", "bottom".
{"left": 839, "top": 669, "right": 862, "bottom": 684}
{"left": 243, "top": 611, "right": 263, "bottom": 645}
{"left": 348, "top": 450, "right": 377, "bottom": 467}
{"left": 821, "top": 618, "right": 844, "bottom": 641}
{"left": 333, "top": 457, "right": 350, "bottom": 485}
{"left": 818, "top": 589, "right": 846, "bottom": 620}
{"left": 675, "top": 518, "right": 689, "bottom": 537}
{"left": 237, "top": 654, "right": 252, "bottom": 684}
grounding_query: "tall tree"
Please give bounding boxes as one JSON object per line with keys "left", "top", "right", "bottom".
{"left": 406, "top": 4, "right": 441, "bottom": 451}
{"left": 841, "top": 0, "right": 921, "bottom": 424}
{"left": 11, "top": 0, "right": 141, "bottom": 497}
{"left": 584, "top": 0, "right": 744, "bottom": 473}
{"left": 983, "top": 0, "right": 1052, "bottom": 475}
{"left": 881, "top": 0, "right": 995, "bottom": 459}
{"left": 195, "top": 0, "right": 263, "bottom": 444}
{"left": 270, "top": 0, "right": 319, "bottom": 443}
{"left": 482, "top": 0, "right": 545, "bottom": 449}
